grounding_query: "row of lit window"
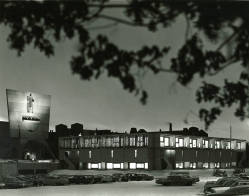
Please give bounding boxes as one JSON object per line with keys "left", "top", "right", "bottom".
{"left": 61, "top": 136, "right": 149, "bottom": 149}
{"left": 160, "top": 136, "right": 242, "bottom": 150}
{"left": 88, "top": 149, "right": 138, "bottom": 159}
{"left": 175, "top": 161, "right": 237, "bottom": 169}
{"left": 87, "top": 162, "right": 148, "bottom": 170}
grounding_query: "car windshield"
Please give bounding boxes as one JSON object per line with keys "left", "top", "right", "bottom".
{"left": 216, "top": 178, "right": 228, "bottom": 185}
{"left": 224, "top": 180, "right": 238, "bottom": 186}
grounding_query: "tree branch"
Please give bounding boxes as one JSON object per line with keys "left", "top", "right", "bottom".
{"left": 209, "top": 56, "right": 237, "bottom": 76}
{"left": 87, "top": 0, "right": 106, "bottom": 20}
{"left": 216, "top": 27, "right": 242, "bottom": 52}
{"left": 184, "top": 14, "right": 191, "bottom": 41}
{"left": 98, "top": 14, "right": 147, "bottom": 27}
{"left": 87, "top": 22, "right": 118, "bottom": 31}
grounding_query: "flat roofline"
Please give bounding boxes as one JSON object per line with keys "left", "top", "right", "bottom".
{"left": 59, "top": 131, "right": 246, "bottom": 142}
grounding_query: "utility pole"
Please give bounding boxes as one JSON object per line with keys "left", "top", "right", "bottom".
{"left": 230, "top": 122, "right": 232, "bottom": 168}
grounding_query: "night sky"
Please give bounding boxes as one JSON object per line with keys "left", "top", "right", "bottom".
{"left": 0, "top": 7, "right": 248, "bottom": 140}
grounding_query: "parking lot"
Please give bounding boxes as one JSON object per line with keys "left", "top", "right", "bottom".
{"left": 0, "top": 169, "right": 241, "bottom": 196}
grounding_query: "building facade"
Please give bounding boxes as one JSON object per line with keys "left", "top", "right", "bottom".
{"left": 58, "top": 131, "right": 247, "bottom": 170}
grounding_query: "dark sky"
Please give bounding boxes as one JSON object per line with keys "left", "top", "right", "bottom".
{"left": 0, "top": 6, "right": 248, "bottom": 140}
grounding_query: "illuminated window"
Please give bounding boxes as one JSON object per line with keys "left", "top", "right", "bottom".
{"left": 135, "top": 149, "right": 137, "bottom": 158}
{"left": 176, "top": 162, "right": 183, "bottom": 169}
{"left": 184, "top": 140, "right": 188, "bottom": 147}
{"left": 88, "top": 163, "right": 91, "bottom": 169}
{"left": 91, "top": 163, "right": 99, "bottom": 169}
{"left": 121, "top": 163, "right": 124, "bottom": 169}
{"left": 176, "top": 138, "right": 183, "bottom": 147}
{"left": 189, "top": 139, "right": 193, "bottom": 148}
{"left": 85, "top": 138, "right": 91, "bottom": 147}
{"left": 203, "top": 140, "right": 209, "bottom": 148}
{"left": 106, "top": 137, "right": 112, "bottom": 147}
{"left": 145, "top": 136, "right": 148, "bottom": 146}
{"left": 225, "top": 141, "right": 231, "bottom": 149}
{"left": 164, "top": 137, "right": 170, "bottom": 147}
{"left": 203, "top": 163, "right": 209, "bottom": 168}
{"left": 193, "top": 139, "right": 197, "bottom": 148}
{"left": 89, "top": 151, "right": 91, "bottom": 159}
{"left": 129, "top": 163, "right": 136, "bottom": 169}
{"left": 100, "top": 137, "right": 105, "bottom": 147}
{"left": 198, "top": 140, "right": 201, "bottom": 148}
{"left": 189, "top": 162, "right": 197, "bottom": 169}
{"left": 214, "top": 162, "right": 220, "bottom": 168}
{"left": 107, "top": 163, "right": 113, "bottom": 169}
{"left": 231, "top": 141, "right": 236, "bottom": 149}
{"left": 160, "top": 136, "right": 164, "bottom": 147}
{"left": 113, "top": 137, "right": 119, "bottom": 147}
{"left": 136, "top": 163, "right": 144, "bottom": 169}
{"left": 215, "top": 141, "right": 221, "bottom": 149}
{"left": 145, "top": 163, "right": 148, "bottom": 169}
{"left": 113, "top": 163, "right": 121, "bottom": 169}
{"left": 137, "top": 136, "right": 144, "bottom": 147}
{"left": 130, "top": 137, "right": 136, "bottom": 146}
{"left": 120, "top": 137, "right": 124, "bottom": 147}
{"left": 91, "top": 137, "right": 98, "bottom": 148}
{"left": 79, "top": 137, "right": 84, "bottom": 148}
{"left": 111, "top": 150, "right": 114, "bottom": 158}
{"left": 124, "top": 136, "right": 129, "bottom": 146}
{"left": 237, "top": 142, "right": 241, "bottom": 150}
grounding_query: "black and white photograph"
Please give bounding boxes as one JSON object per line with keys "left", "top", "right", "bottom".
{"left": 1, "top": 0, "right": 249, "bottom": 195}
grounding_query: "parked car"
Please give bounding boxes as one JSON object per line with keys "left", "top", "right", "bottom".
{"left": 156, "top": 175, "right": 193, "bottom": 186}
{"left": 206, "top": 185, "right": 249, "bottom": 195}
{"left": 0, "top": 176, "right": 5, "bottom": 189}
{"left": 100, "top": 175, "right": 113, "bottom": 183}
{"left": 236, "top": 173, "right": 249, "bottom": 180}
{"left": 204, "top": 178, "right": 249, "bottom": 194}
{"left": 139, "top": 174, "right": 154, "bottom": 181}
{"left": 233, "top": 168, "right": 245, "bottom": 175}
{"left": 112, "top": 173, "right": 129, "bottom": 182}
{"left": 127, "top": 173, "right": 144, "bottom": 181}
{"left": 15, "top": 175, "right": 43, "bottom": 186}
{"left": 39, "top": 175, "right": 69, "bottom": 186}
{"left": 126, "top": 173, "right": 154, "bottom": 181}
{"left": 69, "top": 175, "right": 95, "bottom": 184}
{"left": 169, "top": 171, "right": 199, "bottom": 183}
{"left": 204, "top": 177, "right": 240, "bottom": 193}
{"left": 3, "top": 176, "right": 33, "bottom": 189}
{"left": 92, "top": 175, "right": 103, "bottom": 184}
{"left": 213, "top": 169, "right": 228, "bottom": 177}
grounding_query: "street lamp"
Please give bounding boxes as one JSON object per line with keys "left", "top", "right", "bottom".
{"left": 31, "top": 154, "right": 37, "bottom": 177}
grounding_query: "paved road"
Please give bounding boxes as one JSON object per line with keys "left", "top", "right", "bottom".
{"left": 0, "top": 180, "right": 206, "bottom": 196}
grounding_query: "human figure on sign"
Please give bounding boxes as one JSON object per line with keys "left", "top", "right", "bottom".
{"left": 27, "top": 93, "right": 34, "bottom": 113}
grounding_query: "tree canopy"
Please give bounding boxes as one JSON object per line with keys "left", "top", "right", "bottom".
{"left": 0, "top": 0, "right": 249, "bottom": 129}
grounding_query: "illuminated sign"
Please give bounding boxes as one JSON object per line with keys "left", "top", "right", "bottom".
{"left": 27, "top": 93, "right": 34, "bottom": 113}
{"left": 22, "top": 116, "right": 40, "bottom": 122}
{"left": 6, "top": 89, "right": 51, "bottom": 140}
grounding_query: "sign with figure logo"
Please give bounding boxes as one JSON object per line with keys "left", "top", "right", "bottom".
{"left": 27, "top": 93, "right": 34, "bottom": 113}
{"left": 6, "top": 89, "right": 51, "bottom": 142}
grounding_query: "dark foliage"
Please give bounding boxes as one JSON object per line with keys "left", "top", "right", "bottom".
{"left": 1, "top": 1, "right": 249, "bottom": 129}
{"left": 130, "top": 127, "right": 138, "bottom": 134}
